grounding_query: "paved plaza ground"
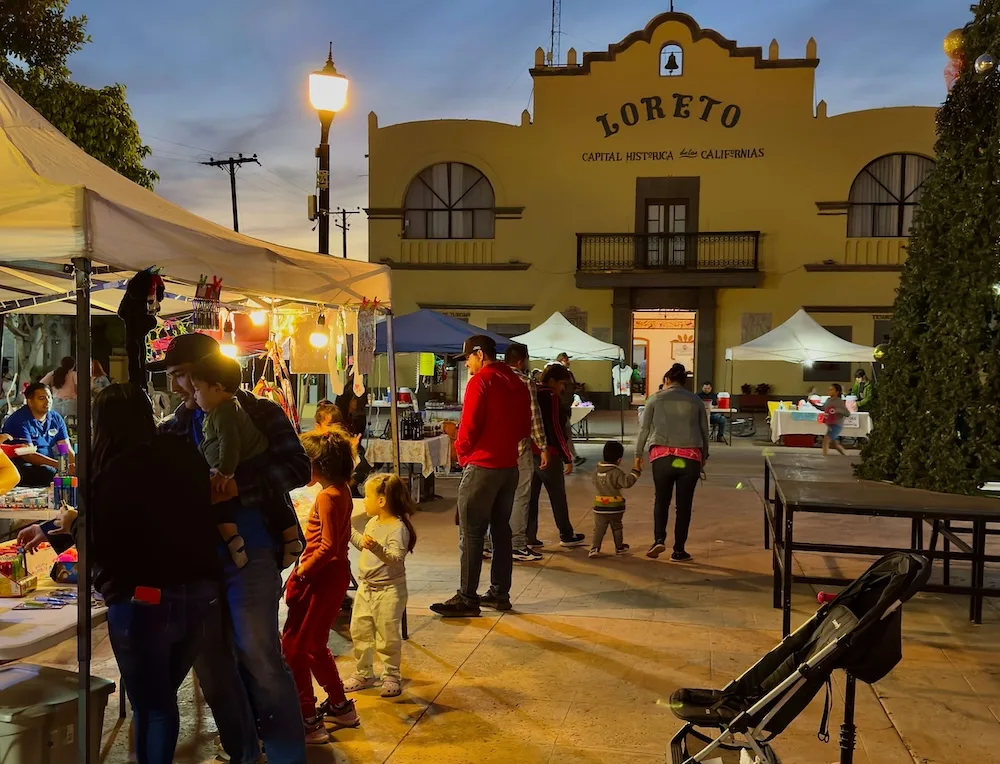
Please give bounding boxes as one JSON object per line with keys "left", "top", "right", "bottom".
{"left": 33, "top": 411, "right": 1000, "bottom": 763}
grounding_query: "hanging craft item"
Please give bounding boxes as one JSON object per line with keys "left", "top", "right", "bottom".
{"left": 193, "top": 275, "right": 223, "bottom": 331}
{"left": 327, "top": 310, "right": 346, "bottom": 397}
{"left": 355, "top": 298, "right": 376, "bottom": 375}
{"left": 345, "top": 307, "right": 358, "bottom": 368}
{"left": 336, "top": 308, "right": 347, "bottom": 371}
{"left": 148, "top": 319, "right": 193, "bottom": 364}
{"left": 253, "top": 341, "right": 301, "bottom": 432}
{"left": 118, "top": 267, "right": 165, "bottom": 387}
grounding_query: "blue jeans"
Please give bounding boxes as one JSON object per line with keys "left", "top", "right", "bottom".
{"left": 107, "top": 581, "right": 218, "bottom": 764}
{"left": 194, "top": 548, "right": 305, "bottom": 764}
{"left": 709, "top": 413, "right": 727, "bottom": 438}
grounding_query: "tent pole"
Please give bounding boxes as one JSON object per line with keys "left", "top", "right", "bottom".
{"left": 73, "top": 257, "right": 93, "bottom": 764}
{"left": 385, "top": 311, "right": 402, "bottom": 476}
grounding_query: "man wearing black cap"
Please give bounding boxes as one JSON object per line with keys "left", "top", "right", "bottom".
{"left": 430, "top": 335, "right": 530, "bottom": 617}
{"left": 153, "top": 333, "right": 309, "bottom": 764}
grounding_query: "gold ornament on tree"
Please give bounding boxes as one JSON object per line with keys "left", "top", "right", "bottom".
{"left": 976, "top": 53, "right": 996, "bottom": 74}
{"left": 944, "top": 28, "right": 965, "bottom": 59}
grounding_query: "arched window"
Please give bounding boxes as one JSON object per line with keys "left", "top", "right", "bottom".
{"left": 403, "top": 163, "right": 495, "bottom": 239}
{"left": 660, "top": 44, "right": 683, "bottom": 77}
{"left": 847, "top": 153, "right": 935, "bottom": 237}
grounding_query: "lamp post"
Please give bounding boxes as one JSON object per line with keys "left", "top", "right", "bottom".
{"left": 309, "top": 43, "right": 349, "bottom": 255}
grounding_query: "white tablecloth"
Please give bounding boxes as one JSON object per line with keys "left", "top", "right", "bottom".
{"left": 770, "top": 410, "right": 872, "bottom": 443}
{"left": 570, "top": 406, "right": 594, "bottom": 426}
{"left": 366, "top": 434, "right": 451, "bottom": 477}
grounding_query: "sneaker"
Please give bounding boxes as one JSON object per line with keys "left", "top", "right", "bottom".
{"left": 616, "top": 544, "right": 631, "bottom": 555}
{"left": 560, "top": 533, "right": 586, "bottom": 547}
{"left": 671, "top": 551, "right": 694, "bottom": 563}
{"left": 319, "top": 698, "right": 360, "bottom": 728}
{"left": 343, "top": 674, "right": 376, "bottom": 693}
{"left": 482, "top": 549, "right": 493, "bottom": 560}
{"left": 646, "top": 542, "right": 667, "bottom": 559}
{"left": 527, "top": 539, "right": 545, "bottom": 549}
{"left": 588, "top": 548, "right": 600, "bottom": 558}
{"left": 303, "top": 718, "right": 330, "bottom": 745}
{"left": 512, "top": 547, "right": 543, "bottom": 562}
{"left": 480, "top": 591, "right": 512, "bottom": 611}
{"left": 430, "top": 594, "right": 482, "bottom": 618}
{"left": 574, "top": 456, "right": 586, "bottom": 467}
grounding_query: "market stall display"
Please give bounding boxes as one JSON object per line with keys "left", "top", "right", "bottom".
{"left": 0, "top": 77, "right": 397, "bottom": 763}
{"left": 770, "top": 409, "right": 872, "bottom": 444}
{"left": 367, "top": 434, "right": 451, "bottom": 479}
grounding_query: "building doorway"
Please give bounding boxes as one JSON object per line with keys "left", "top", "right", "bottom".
{"left": 631, "top": 309, "right": 697, "bottom": 403}
{"left": 645, "top": 199, "right": 688, "bottom": 267}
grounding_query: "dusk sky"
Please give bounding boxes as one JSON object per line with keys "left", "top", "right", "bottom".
{"left": 66, "top": 0, "right": 970, "bottom": 258}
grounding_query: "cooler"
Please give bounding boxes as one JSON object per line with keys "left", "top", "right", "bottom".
{"left": 0, "top": 664, "right": 115, "bottom": 763}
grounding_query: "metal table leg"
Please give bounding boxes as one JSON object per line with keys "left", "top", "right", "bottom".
{"left": 763, "top": 462, "right": 771, "bottom": 549}
{"left": 782, "top": 500, "right": 794, "bottom": 637}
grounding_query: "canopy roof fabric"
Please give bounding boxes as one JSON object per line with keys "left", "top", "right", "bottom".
{"left": 511, "top": 312, "right": 623, "bottom": 361}
{"left": 375, "top": 309, "right": 510, "bottom": 355}
{"left": 726, "top": 309, "right": 875, "bottom": 363}
{"left": 0, "top": 78, "right": 390, "bottom": 306}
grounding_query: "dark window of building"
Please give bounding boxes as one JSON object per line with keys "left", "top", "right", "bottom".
{"left": 487, "top": 323, "right": 530, "bottom": 339}
{"left": 847, "top": 153, "right": 936, "bottom": 238}
{"left": 803, "top": 326, "right": 853, "bottom": 383}
{"left": 403, "top": 163, "right": 495, "bottom": 239}
{"left": 660, "top": 44, "right": 683, "bottom": 77}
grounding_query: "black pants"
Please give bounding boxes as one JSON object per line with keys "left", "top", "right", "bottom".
{"left": 652, "top": 456, "right": 701, "bottom": 553}
{"left": 527, "top": 455, "right": 575, "bottom": 542}
{"left": 14, "top": 462, "right": 56, "bottom": 488}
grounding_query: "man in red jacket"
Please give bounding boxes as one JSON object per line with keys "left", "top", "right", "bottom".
{"left": 431, "top": 335, "right": 530, "bottom": 617}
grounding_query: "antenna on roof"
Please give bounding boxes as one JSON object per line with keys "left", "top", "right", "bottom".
{"left": 548, "top": 0, "right": 561, "bottom": 66}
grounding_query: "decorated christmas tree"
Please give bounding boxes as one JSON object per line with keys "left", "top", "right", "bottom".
{"left": 858, "top": 1, "right": 1000, "bottom": 494}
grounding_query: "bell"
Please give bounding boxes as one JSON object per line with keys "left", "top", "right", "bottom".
{"left": 664, "top": 52, "right": 680, "bottom": 74}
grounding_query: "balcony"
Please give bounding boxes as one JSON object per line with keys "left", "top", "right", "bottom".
{"left": 804, "top": 238, "right": 909, "bottom": 273}
{"left": 575, "top": 231, "right": 762, "bottom": 289}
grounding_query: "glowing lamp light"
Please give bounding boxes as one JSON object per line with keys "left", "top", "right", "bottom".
{"left": 220, "top": 343, "right": 239, "bottom": 359}
{"left": 803, "top": 359, "right": 814, "bottom": 368}
{"left": 309, "top": 46, "right": 349, "bottom": 114}
{"left": 250, "top": 310, "right": 267, "bottom": 326}
{"left": 309, "top": 313, "right": 329, "bottom": 349}
{"left": 221, "top": 313, "right": 238, "bottom": 358}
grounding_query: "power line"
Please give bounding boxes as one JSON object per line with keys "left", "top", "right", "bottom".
{"left": 200, "top": 154, "right": 260, "bottom": 232}
{"left": 333, "top": 208, "right": 362, "bottom": 259}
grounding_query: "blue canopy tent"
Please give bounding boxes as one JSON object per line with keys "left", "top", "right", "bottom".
{"left": 375, "top": 309, "right": 510, "bottom": 355}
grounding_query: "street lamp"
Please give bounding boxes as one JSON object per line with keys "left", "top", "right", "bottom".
{"left": 310, "top": 43, "right": 349, "bottom": 255}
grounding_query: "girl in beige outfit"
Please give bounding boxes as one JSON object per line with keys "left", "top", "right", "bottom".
{"left": 345, "top": 474, "right": 416, "bottom": 698}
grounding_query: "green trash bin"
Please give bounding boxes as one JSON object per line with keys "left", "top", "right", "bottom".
{"left": 0, "top": 664, "right": 116, "bottom": 763}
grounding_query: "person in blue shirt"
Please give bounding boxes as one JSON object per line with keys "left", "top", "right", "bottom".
{"left": 1, "top": 382, "right": 75, "bottom": 486}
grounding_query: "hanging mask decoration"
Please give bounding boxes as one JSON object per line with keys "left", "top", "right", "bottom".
{"left": 147, "top": 272, "right": 165, "bottom": 316}
{"left": 118, "top": 267, "right": 165, "bottom": 389}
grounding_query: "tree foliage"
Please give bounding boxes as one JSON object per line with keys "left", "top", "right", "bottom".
{"left": 858, "top": 0, "right": 1000, "bottom": 493}
{"left": 0, "top": 0, "right": 157, "bottom": 188}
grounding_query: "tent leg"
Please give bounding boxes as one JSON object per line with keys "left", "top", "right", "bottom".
{"left": 385, "top": 311, "right": 401, "bottom": 476}
{"left": 73, "top": 257, "right": 93, "bottom": 764}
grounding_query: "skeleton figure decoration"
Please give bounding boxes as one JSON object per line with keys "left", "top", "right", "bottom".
{"left": 118, "top": 267, "right": 165, "bottom": 388}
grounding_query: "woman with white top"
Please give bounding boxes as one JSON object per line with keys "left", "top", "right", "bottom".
{"left": 40, "top": 356, "right": 77, "bottom": 418}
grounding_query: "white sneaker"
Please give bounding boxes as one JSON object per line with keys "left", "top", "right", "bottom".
{"left": 588, "top": 548, "right": 600, "bottom": 558}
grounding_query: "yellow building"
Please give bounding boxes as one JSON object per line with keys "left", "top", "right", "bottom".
{"left": 366, "top": 11, "right": 936, "bottom": 405}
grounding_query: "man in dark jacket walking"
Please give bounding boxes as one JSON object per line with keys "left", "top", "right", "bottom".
{"left": 431, "top": 335, "right": 530, "bottom": 617}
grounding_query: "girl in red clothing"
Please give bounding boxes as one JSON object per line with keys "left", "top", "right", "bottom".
{"left": 281, "top": 427, "right": 359, "bottom": 745}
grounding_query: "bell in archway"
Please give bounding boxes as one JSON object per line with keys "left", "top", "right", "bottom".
{"left": 664, "top": 52, "right": 680, "bottom": 74}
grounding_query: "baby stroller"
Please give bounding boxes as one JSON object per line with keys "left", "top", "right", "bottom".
{"left": 669, "top": 551, "right": 931, "bottom": 764}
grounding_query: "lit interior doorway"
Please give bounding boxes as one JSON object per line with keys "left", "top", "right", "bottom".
{"left": 631, "top": 310, "right": 697, "bottom": 403}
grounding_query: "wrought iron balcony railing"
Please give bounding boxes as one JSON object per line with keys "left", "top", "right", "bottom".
{"left": 576, "top": 232, "right": 760, "bottom": 272}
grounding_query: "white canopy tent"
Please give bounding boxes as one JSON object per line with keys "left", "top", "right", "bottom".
{"left": 0, "top": 77, "right": 400, "bottom": 762}
{"left": 512, "top": 312, "right": 624, "bottom": 361}
{"left": 726, "top": 309, "right": 875, "bottom": 364}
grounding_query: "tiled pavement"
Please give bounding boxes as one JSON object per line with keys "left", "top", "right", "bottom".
{"left": 32, "top": 412, "right": 1000, "bottom": 762}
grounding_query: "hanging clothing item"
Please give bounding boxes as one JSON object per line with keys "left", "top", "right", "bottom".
{"left": 356, "top": 306, "right": 375, "bottom": 375}
{"left": 418, "top": 353, "right": 435, "bottom": 377}
{"left": 353, "top": 368, "right": 366, "bottom": 397}
{"left": 612, "top": 365, "right": 634, "bottom": 396}
{"left": 335, "top": 309, "right": 347, "bottom": 371}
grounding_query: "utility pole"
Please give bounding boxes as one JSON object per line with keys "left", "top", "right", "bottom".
{"left": 201, "top": 153, "right": 260, "bottom": 232}
{"left": 334, "top": 207, "right": 362, "bottom": 259}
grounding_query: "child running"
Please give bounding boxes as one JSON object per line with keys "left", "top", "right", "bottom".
{"left": 590, "top": 441, "right": 642, "bottom": 558}
{"left": 281, "top": 427, "right": 360, "bottom": 744}
{"left": 812, "top": 383, "right": 850, "bottom": 456}
{"left": 345, "top": 473, "right": 416, "bottom": 698}
{"left": 190, "top": 354, "right": 302, "bottom": 568}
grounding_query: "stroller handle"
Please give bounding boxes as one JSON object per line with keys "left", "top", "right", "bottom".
{"left": 817, "top": 591, "right": 836, "bottom": 604}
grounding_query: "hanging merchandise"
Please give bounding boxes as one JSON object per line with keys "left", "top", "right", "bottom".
{"left": 434, "top": 356, "right": 447, "bottom": 385}
{"left": 336, "top": 308, "right": 347, "bottom": 371}
{"left": 419, "top": 353, "right": 436, "bottom": 377}
{"left": 612, "top": 363, "right": 634, "bottom": 396}
{"left": 118, "top": 267, "right": 166, "bottom": 387}
{"left": 327, "top": 312, "right": 346, "bottom": 397}
{"left": 290, "top": 312, "right": 332, "bottom": 374}
{"left": 345, "top": 308, "right": 358, "bottom": 368}
{"left": 355, "top": 299, "right": 376, "bottom": 375}
{"left": 148, "top": 319, "right": 193, "bottom": 364}
{"left": 353, "top": 364, "right": 366, "bottom": 397}
{"left": 192, "top": 275, "right": 223, "bottom": 331}
{"left": 254, "top": 341, "right": 301, "bottom": 432}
